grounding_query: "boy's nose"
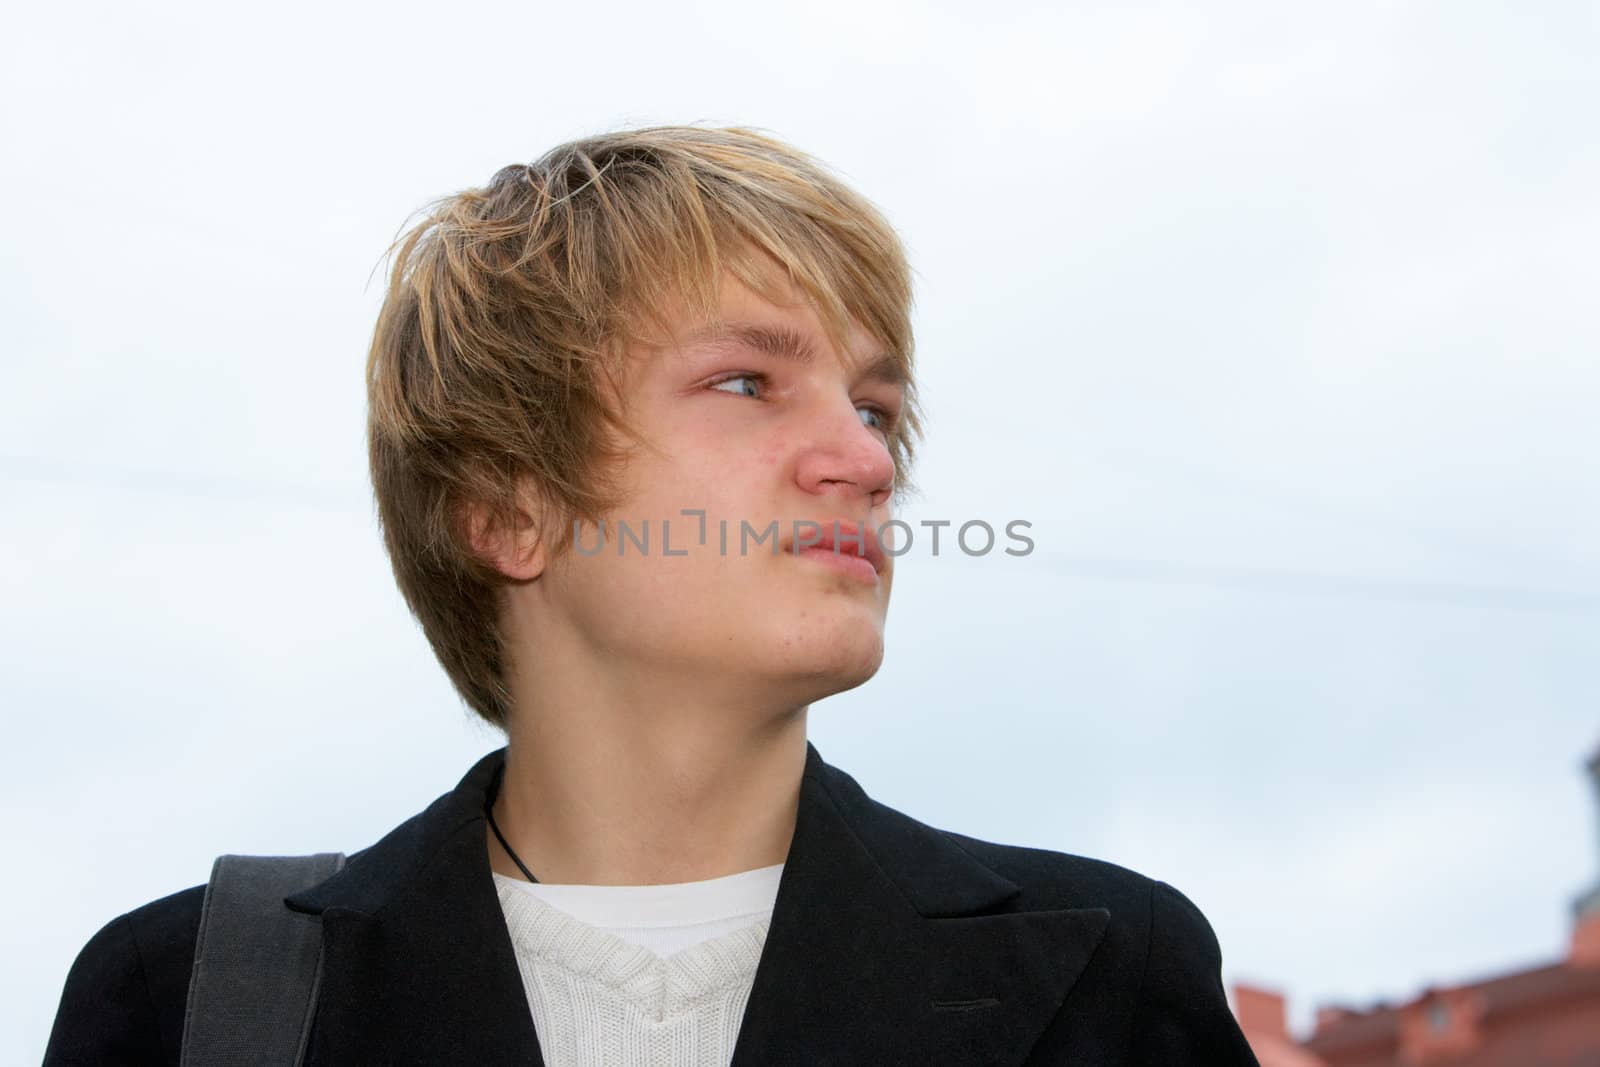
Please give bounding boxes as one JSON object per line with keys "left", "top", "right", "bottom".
{"left": 793, "top": 403, "right": 896, "bottom": 507}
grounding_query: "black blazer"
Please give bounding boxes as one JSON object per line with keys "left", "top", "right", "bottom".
{"left": 45, "top": 744, "right": 1259, "bottom": 1065}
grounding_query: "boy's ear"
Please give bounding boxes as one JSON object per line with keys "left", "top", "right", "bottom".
{"left": 463, "top": 482, "right": 551, "bottom": 582}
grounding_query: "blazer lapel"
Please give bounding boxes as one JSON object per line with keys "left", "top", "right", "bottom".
{"left": 731, "top": 745, "right": 1110, "bottom": 1067}
{"left": 286, "top": 750, "right": 546, "bottom": 1066}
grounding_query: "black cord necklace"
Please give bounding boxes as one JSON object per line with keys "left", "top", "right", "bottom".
{"left": 485, "top": 764, "right": 540, "bottom": 883}
{"left": 486, "top": 803, "right": 540, "bottom": 883}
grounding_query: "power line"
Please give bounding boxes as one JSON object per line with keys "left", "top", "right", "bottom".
{"left": 1014, "top": 551, "right": 1598, "bottom": 614}
{"left": 0, "top": 454, "right": 364, "bottom": 511}
{"left": 4, "top": 454, "right": 1595, "bottom": 614}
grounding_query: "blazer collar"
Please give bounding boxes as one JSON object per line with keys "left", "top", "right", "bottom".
{"left": 287, "top": 743, "right": 1110, "bottom": 1066}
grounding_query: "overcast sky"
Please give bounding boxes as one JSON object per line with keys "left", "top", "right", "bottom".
{"left": 5, "top": 0, "right": 1597, "bottom": 1056}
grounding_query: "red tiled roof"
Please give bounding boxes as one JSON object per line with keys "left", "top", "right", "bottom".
{"left": 1248, "top": 1034, "right": 1329, "bottom": 1067}
{"left": 1305, "top": 960, "right": 1600, "bottom": 1055}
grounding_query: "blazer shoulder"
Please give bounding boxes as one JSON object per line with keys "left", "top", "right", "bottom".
{"left": 937, "top": 826, "right": 1164, "bottom": 912}
{"left": 937, "top": 828, "right": 1234, "bottom": 985}
{"left": 938, "top": 831, "right": 1257, "bottom": 1063}
{"left": 812, "top": 754, "right": 1165, "bottom": 914}
{"left": 44, "top": 884, "right": 205, "bottom": 1067}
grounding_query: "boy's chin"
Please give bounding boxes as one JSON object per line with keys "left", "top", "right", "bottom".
{"left": 769, "top": 628, "right": 887, "bottom": 701}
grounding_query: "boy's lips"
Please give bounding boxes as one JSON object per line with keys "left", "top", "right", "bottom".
{"left": 785, "top": 519, "right": 886, "bottom": 575}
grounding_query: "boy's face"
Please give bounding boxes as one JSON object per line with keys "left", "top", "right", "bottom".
{"left": 524, "top": 272, "right": 905, "bottom": 707}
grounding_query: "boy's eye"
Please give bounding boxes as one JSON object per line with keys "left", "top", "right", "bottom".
{"left": 858, "top": 407, "right": 887, "bottom": 432}
{"left": 708, "top": 373, "right": 895, "bottom": 436}
{"left": 709, "top": 374, "right": 764, "bottom": 399}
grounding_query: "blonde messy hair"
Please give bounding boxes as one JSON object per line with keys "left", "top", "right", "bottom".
{"left": 367, "top": 126, "right": 922, "bottom": 728}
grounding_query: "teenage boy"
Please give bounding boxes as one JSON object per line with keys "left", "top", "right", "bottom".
{"left": 45, "top": 126, "right": 1259, "bottom": 1065}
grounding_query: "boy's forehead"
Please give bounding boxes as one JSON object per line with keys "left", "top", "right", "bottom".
{"left": 680, "top": 319, "right": 905, "bottom": 387}
{"left": 628, "top": 276, "right": 895, "bottom": 380}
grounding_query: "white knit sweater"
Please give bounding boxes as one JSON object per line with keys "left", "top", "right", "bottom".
{"left": 493, "top": 869, "right": 779, "bottom": 1066}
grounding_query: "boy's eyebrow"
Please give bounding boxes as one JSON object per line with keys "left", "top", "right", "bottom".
{"left": 685, "top": 321, "right": 907, "bottom": 386}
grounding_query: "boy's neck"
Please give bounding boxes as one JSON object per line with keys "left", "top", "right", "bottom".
{"left": 488, "top": 696, "right": 809, "bottom": 887}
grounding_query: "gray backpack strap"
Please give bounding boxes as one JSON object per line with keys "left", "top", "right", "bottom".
{"left": 180, "top": 853, "right": 347, "bottom": 1066}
